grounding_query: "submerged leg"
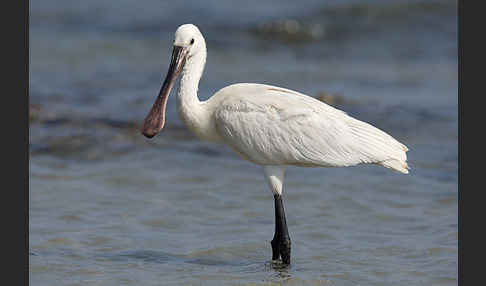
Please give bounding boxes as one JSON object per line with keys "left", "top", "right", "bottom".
{"left": 263, "top": 165, "right": 291, "bottom": 264}
{"left": 273, "top": 194, "right": 291, "bottom": 264}
{"left": 271, "top": 201, "right": 281, "bottom": 260}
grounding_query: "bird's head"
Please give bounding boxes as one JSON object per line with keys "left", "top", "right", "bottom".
{"left": 173, "top": 24, "right": 206, "bottom": 58}
{"left": 141, "top": 24, "right": 205, "bottom": 138}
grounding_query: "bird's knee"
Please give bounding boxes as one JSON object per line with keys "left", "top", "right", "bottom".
{"left": 263, "top": 166, "right": 285, "bottom": 195}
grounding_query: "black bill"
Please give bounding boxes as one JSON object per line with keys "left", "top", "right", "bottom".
{"left": 141, "top": 45, "right": 188, "bottom": 138}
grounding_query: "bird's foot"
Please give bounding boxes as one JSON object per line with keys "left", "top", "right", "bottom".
{"left": 271, "top": 236, "right": 291, "bottom": 264}
{"left": 280, "top": 237, "right": 291, "bottom": 265}
{"left": 271, "top": 237, "right": 280, "bottom": 261}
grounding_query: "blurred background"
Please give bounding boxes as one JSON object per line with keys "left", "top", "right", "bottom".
{"left": 29, "top": 0, "right": 457, "bottom": 285}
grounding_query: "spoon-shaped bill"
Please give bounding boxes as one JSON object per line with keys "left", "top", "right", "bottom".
{"left": 141, "top": 46, "right": 188, "bottom": 138}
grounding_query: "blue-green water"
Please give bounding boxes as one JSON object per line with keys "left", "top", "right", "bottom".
{"left": 30, "top": 0, "right": 457, "bottom": 285}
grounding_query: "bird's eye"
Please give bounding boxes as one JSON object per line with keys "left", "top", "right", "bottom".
{"left": 190, "top": 38, "right": 195, "bottom": 45}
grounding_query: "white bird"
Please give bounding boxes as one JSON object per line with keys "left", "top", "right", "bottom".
{"left": 141, "top": 24, "right": 409, "bottom": 265}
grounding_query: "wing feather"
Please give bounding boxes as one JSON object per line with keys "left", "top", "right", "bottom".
{"left": 212, "top": 84, "right": 409, "bottom": 173}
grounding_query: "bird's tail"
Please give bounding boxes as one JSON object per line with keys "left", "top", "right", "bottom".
{"left": 346, "top": 116, "right": 410, "bottom": 174}
{"left": 380, "top": 158, "right": 410, "bottom": 174}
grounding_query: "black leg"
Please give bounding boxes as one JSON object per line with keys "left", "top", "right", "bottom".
{"left": 271, "top": 194, "right": 291, "bottom": 264}
{"left": 271, "top": 217, "right": 280, "bottom": 260}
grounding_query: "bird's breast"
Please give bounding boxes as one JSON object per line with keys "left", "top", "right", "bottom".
{"left": 177, "top": 102, "right": 223, "bottom": 143}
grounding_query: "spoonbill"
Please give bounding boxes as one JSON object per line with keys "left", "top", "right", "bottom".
{"left": 141, "top": 24, "right": 409, "bottom": 265}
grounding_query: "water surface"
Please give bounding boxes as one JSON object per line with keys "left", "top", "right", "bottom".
{"left": 30, "top": 0, "right": 458, "bottom": 285}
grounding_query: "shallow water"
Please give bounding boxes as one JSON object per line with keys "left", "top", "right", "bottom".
{"left": 30, "top": 0, "right": 457, "bottom": 285}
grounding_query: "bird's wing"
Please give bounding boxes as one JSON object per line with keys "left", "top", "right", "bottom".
{"left": 213, "top": 84, "right": 409, "bottom": 172}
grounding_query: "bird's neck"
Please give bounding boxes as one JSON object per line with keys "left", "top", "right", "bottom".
{"left": 177, "top": 50, "right": 205, "bottom": 107}
{"left": 176, "top": 49, "right": 213, "bottom": 139}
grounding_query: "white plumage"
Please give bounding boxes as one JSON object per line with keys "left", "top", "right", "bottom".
{"left": 212, "top": 83, "right": 409, "bottom": 173}
{"left": 142, "top": 23, "right": 409, "bottom": 196}
{"left": 141, "top": 23, "right": 409, "bottom": 264}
